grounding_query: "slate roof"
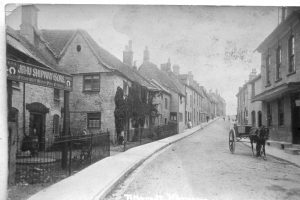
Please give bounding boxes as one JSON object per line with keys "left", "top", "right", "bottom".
{"left": 139, "top": 61, "right": 185, "bottom": 96}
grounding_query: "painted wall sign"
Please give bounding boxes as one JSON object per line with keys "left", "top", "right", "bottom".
{"left": 7, "top": 59, "right": 72, "bottom": 91}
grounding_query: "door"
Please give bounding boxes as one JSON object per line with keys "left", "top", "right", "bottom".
{"left": 292, "top": 94, "right": 300, "bottom": 144}
{"left": 30, "top": 113, "right": 45, "bottom": 150}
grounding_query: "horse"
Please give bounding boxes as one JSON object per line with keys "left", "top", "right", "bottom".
{"left": 249, "top": 125, "right": 269, "bottom": 160}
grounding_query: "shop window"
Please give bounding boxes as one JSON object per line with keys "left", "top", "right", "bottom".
{"left": 278, "top": 99, "right": 284, "bottom": 126}
{"left": 54, "top": 89, "right": 60, "bottom": 101}
{"left": 87, "top": 112, "right": 101, "bottom": 128}
{"left": 83, "top": 74, "right": 100, "bottom": 92}
{"left": 288, "top": 35, "right": 295, "bottom": 73}
{"left": 53, "top": 115, "right": 60, "bottom": 136}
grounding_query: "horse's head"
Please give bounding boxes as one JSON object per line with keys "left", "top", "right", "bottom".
{"left": 258, "top": 125, "right": 269, "bottom": 140}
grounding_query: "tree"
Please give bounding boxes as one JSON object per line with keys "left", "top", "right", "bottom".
{"left": 114, "top": 87, "right": 126, "bottom": 144}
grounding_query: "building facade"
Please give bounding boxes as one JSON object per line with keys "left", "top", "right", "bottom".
{"left": 254, "top": 8, "right": 300, "bottom": 144}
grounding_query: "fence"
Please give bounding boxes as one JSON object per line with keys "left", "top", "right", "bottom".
{"left": 15, "top": 131, "right": 110, "bottom": 184}
{"left": 121, "top": 122, "right": 178, "bottom": 151}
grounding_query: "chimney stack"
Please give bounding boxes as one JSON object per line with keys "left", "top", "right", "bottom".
{"left": 20, "top": 5, "right": 39, "bottom": 45}
{"left": 143, "top": 46, "right": 150, "bottom": 62}
{"left": 123, "top": 40, "right": 133, "bottom": 67}
{"left": 248, "top": 68, "right": 257, "bottom": 81}
{"left": 173, "top": 65, "right": 180, "bottom": 76}
{"left": 160, "top": 58, "right": 172, "bottom": 73}
{"left": 188, "top": 71, "right": 193, "bottom": 83}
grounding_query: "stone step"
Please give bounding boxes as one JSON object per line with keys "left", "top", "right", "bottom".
{"left": 284, "top": 148, "right": 300, "bottom": 155}
{"left": 292, "top": 144, "right": 300, "bottom": 149}
{"left": 267, "top": 140, "right": 293, "bottom": 149}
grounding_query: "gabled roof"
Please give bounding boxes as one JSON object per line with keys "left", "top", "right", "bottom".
{"left": 6, "top": 26, "right": 63, "bottom": 73}
{"left": 39, "top": 29, "right": 156, "bottom": 89}
{"left": 139, "top": 61, "right": 185, "bottom": 96}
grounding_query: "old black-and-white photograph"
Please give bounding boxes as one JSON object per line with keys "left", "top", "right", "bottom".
{"left": 2, "top": 2, "right": 300, "bottom": 200}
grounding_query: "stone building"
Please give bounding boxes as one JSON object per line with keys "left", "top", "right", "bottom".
{"left": 6, "top": 5, "right": 73, "bottom": 152}
{"left": 236, "top": 69, "right": 262, "bottom": 126}
{"left": 253, "top": 8, "right": 300, "bottom": 144}
{"left": 179, "top": 71, "right": 204, "bottom": 127}
{"left": 139, "top": 51, "right": 186, "bottom": 134}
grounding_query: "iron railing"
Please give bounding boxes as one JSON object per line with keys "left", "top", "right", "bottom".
{"left": 16, "top": 131, "right": 110, "bottom": 184}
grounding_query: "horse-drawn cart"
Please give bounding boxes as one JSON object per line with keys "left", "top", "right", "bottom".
{"left": 229, "top": 124, "right": 252, "bottom": 153}
{"left": 229, "top": 124, "right": 269, "bottom": 158}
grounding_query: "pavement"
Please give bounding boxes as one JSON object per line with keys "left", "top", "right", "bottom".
{"left": 27, "top": 119, "right": 217, "bottom": 200}
{"left": 242, "top": 140, "right": 300, "bottom": 167}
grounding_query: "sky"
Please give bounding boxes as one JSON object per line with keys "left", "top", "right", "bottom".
{"left": 5, "top": 4, "right": 280, "bottom": 115}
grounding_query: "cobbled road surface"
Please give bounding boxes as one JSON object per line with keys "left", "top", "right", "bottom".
{"left": 106, "top": 119, "right": 300, "bottom": 200}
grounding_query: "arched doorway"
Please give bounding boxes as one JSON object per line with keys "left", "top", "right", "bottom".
{"left": 26, "top": 102, "right": 49, "bottom": 151}
{"left": 258, "top": 111, "right": 262, "bottom": 127}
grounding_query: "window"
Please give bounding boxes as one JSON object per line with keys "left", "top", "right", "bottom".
{"left": 123, "top": 81, "right": 129, "bottom": 96}
{"left": 165, "top": 118, "right": 167, "bottom": 124}
{"left": 190, "top": 95, "right": 192, "bottom": 106}
{"left": 54, "top": 89, "right": 60, "bottom": 101}
{"left": 170, "top": 112, "right": 177, "bottom": 121}
{"left": 276, "top": 46, "right": 282, "bottom": 80}
{"left": 288, "top": 35, "right": 295, "bottom": 73}
{"left": 77, "top": 45, "right": 81, "bottom": 52}
{"left": 87, "top": 113, "right": 101, "bottom": 128}
{"left": 267, "top": 102, "right": 272, "bottom": 126}
{"left": 83, "top": 75, "right": 100, "bottom": 91}
{"left": 180, "top": 95, "right": 183, "bottom": 104}
{"left": 251, "top": 111, "right": 256, "bottom": 126}
{"left": 266, "top": 55, "right": 271, "bottom": 85}
{"left": 165, "top": 98, "right": 168, "bottom": 109}
{"left": 278, "top": 98, "right": 284, "bottom": 126}
{"left": 53, "top": 115, "right": 60, "bottom": 136}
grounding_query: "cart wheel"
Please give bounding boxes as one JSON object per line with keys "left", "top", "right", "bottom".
{"left": 229, "top": 129, "right": 236, "bottom": 153}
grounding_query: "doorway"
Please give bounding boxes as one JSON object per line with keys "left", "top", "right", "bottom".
{"left": 292, "top": 94, "right": 300, "bottom": 144}
{"left": 29, "top": 113, "right": 46, "bottom": 151}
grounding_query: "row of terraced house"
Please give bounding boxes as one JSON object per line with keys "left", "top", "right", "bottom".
{"left": 236, "top": 7, "right": 300, "bottom": 148}
{"left": 7, "top": 5, "right": 226, "bottom": 154}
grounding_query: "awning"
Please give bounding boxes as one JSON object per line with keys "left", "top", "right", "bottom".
{"left": 252, "top": 82, "right": 300, "bottom": 102}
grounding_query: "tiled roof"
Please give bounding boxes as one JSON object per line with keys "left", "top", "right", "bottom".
{"left": 39, "top": 29, "right": 157, "bottom": 90}
{"left": 6, "top": 26, "right": 64, "bottom": 72}
{"left": 139, "top": 61, "right": 185, "bottom": 96}
{"left": 41, "top": 29, "right": 75, "bottom": 58}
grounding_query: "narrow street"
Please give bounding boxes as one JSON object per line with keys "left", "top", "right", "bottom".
{"left": 107, "top": 120, "right": 300, "bottom": 200}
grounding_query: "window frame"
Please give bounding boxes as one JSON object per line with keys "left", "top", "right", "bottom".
{"left": 288, "top": 35, "right": 295, "bottom": 74}
{"left": 87, "top": 112, "right": 101, "bottom": 128}
{"left": 276, "top": 46, "right": 282, "bottom": 80}
{"left": 83, "top": 74, "right": 100, "bottom": 92}
{"left": 266, "top": 54, "right": 271, "bottom": 86}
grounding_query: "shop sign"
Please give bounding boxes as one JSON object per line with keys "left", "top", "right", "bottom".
{"left": 7, "top": 59, "right": 72, "bottom": 91}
